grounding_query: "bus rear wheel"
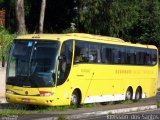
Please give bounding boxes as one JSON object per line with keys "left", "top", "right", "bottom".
{"left": 135, "top": 88, "right": 142, "bottom": 101}
{"left": 71, "top": 90, "right": 80, "bottom": 107}
{"left": 125, "top": 87, "right": 133, "bottom": 100}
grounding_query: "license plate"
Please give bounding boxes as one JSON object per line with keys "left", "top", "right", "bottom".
{"left": 22, "top": 98, "right": 30, "bottom": 103}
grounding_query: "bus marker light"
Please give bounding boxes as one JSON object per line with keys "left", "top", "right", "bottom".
{"left": 22, "top": 98, "right": 30, "bottom": 103}
{"left": 39, "top": 91, "right": 53, "bottom": 96}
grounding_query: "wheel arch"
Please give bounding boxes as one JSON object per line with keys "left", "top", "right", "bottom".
{"left": 135, "top": 86, "right": 142, "bottom": 99}
{"left": 125, "top": 86, "right": 133, "bottom": 100}
{"left": 72, "top": 88, "right": 82, "bottom": 104}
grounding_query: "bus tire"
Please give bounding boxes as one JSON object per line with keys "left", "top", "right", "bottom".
{"left": 135, "top": 87, "right": 142, "bottom": 101}
{"left": 125, "top": 87, "right": 133, "bottom": 100}
{"left": 71, "top": 90, "right": 81, "bottom": 107}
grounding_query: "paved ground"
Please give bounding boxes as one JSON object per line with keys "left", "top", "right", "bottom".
{"left": 0, "top": 65, "right": 6, "bottom": 103}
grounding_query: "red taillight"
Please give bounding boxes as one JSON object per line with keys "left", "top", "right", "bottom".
{"left": 39, "top": 91, "right": 53, "bottom": 96}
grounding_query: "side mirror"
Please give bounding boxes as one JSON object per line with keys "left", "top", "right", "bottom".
{"left": 58, "top": 56, "right": 63, "bottom": 61}
{"left": 58, "top": 56, "right": 66, "bottom": 61}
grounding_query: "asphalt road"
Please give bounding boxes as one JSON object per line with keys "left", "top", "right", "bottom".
{"left": 81, "top": 109, "right": 160, "bottom": 120}
{"left": 80, "top": 91, "right": 160, "bottom": 120}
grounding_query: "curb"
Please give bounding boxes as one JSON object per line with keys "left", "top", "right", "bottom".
{"left": 0, "top": 98, "right": 7, "bottom": 104}
{"left": 52, "top": 105, "right": 157, "bottom": 120}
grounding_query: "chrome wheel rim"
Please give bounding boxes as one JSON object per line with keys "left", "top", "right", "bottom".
{"left": 126, "top": 91, "right": 132, "bottom": 100}
{"left": 71, "top": 93, "right": 77, "bottom": 105}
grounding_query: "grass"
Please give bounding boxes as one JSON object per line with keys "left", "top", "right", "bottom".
{"left": 0, "top": 104, "right": 81, "bottom": 116}
{"left": 58, "top": 115, "right": 66, "bottom": 120}
{"left": 157, "top": 100, "right": 160, "bottom": 108}
{"left": 0, "top": 99, "right": 152, "bottom": 116}
{"left": 0, "top": 103, "right": 97, "bottom": 116}
{"left": 0, "top": 109, "right": 31, "bottom": 116}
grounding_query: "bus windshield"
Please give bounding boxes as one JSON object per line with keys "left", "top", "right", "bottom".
{"left": 7, "top": 40, "right": 59, "bottom": 87}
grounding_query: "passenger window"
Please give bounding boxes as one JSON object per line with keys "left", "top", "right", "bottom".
{"left": 113, "top": 47, "right": 119, "bottom": 64}
{"left": 151, "top": 50, "right": 157, "bottom": 65}
{"left": 89, "top": 43, "right": 101, "bottom": 63}
{"left": 126, "top": 48, "right": 135, "bottom": 65}
{"left": 119, "top": 47, "right": 126, "bottom": 64}
{"left": 145, "top": 50, "right": 151, "bottom": 65}
{"left": 74, "top": 41, "right": 89, "bottom": 63}
{"left": 102, "top": 45, "right": 113, "bottom": 64}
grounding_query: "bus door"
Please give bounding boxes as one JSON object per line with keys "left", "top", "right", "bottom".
{"left": 55, "top": 40, "right": 73, "bottom": 105}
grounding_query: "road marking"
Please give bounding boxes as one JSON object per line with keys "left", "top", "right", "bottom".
{"left": 126, "top": 108, "right": 160, "bottom": 114}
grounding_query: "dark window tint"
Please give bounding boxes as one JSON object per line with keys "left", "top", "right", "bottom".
{"left": 89, "top": 43, "right": 101, "bottom": 63}
{"left": 57, "top": 40, "right": 73, "bottom": 85}
{"left": 74, "top": 41, "right": 101, "bottom": 64}
{"left": 74, "top": 40, "right": 157, "bottom": 66}
{"left": 102, "top": 45, "right": 114, "bottom": 64}
{"left": 126, "top": 47, "right": 136, "bottom": 65}
{"left": 118, "top": 47, "right": 126, "bottom": 64}
{"left": 151, "top": 50, "right": 157, "bottom": 65}
{"left": 74, "top": 41, "right": 89, "bottom": 63}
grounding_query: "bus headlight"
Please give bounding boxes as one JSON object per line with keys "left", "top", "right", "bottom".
{"left": 6, "top": 90, "right": 15, "bottom": 94}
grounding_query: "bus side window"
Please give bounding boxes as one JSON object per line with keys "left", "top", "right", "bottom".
{"left": 145, "top": 50, "right": 152, "bottom": 65}
{"left": 88, "top": 43, "right": 100, "bottom": 63}
{"left": 151, "top": 50, "right": 157, "bottom": 65}
{"left": 119, "top": 47, "right": 126, "bottom": 64}
{"left": 102, "top": 45, "right": 113, "bottom": 64}
{"left": 113, "top": 47, "right": 119, "bottom": 64}
{"left": 74, "top": 41, "right": 89, "bottom": 63}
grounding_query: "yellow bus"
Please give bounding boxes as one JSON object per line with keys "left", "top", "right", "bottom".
{"left": 6, "top": 33, "right": 158, "bottom": 106}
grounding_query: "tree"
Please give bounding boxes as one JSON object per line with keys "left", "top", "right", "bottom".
{"left": 77, "top": 0, "right": 110, "bottom": 35}
{"left": 108, "top": 0, "right": 140, "bottom": 41}
{"left": 15, "top": 0, "right": 26, "bottom": 34}
{"left": 130, "top": 0, "right": 160, "bottom": 45}
{"left": 39, "top": 0, "right": 46, "bottom": 33}
{"left": 108, "top": 0, "right": 160, "bottom": 45}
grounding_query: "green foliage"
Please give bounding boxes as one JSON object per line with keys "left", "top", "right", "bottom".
{"left": 0, "top": 26, "right": 16, "bottom": 61}
{"left": 0, "top": 0, "right": 4, "bottom": 3}
{"left": 108, "top": 0, "right": 160, "bottom": 44}
{"left": 78, "top": 0, "right": 109, "bottom": 35}
{"left": 131, "top": 0, "right": 160, "bottom": 44}
{"left": 58, "top": 115, "right": 66, "bottom": 120}
{"left": 108, "top": 0, "right": 141, "bottom": 40}
{"left": 77, "top": 0, "right": 160, "bottom": 45}
{"left": 157, "top": 100, "right": 160, "bottom": 108}
{"left": 62, "top": 23, "right": 78, "bottom": 33}
{"left": 24, "top": 0, "right": 31, "bottom": 16}
{"left": 4, "top": 0, "right": 160, "bottom": 45}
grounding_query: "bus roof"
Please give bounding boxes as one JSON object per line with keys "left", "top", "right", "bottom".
{"left": 16, "top": 33, "right": 157, "bottom": 49}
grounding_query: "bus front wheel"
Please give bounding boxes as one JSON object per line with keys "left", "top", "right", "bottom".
{"left": 71, "top": 90, "right": 80, "bottom": 107}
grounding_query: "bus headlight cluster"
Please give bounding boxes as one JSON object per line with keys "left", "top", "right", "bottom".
{"left": 6, "top": 90, "right": 15, "bottom": 94}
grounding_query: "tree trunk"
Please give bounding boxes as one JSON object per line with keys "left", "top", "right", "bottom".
{"left": 16, "top": 0, "right": 26, "bottom": 35}
{"left": 39, "top": 0, "right": 46, "bottom": 33}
